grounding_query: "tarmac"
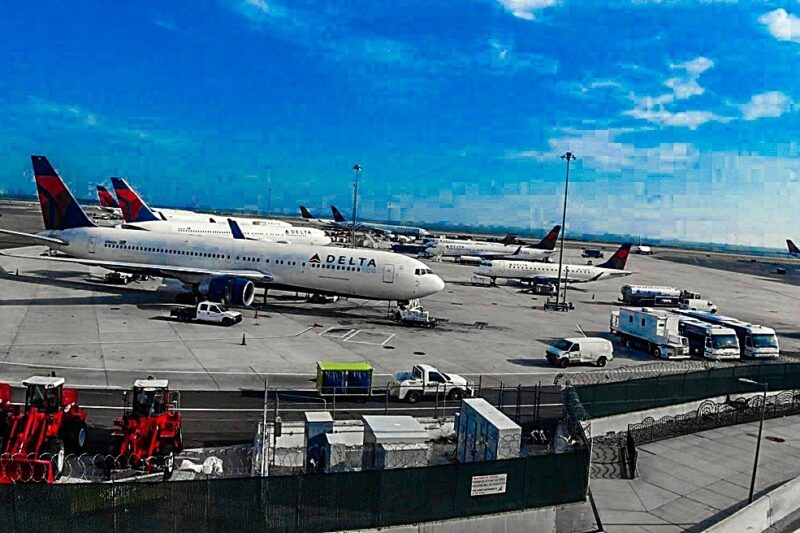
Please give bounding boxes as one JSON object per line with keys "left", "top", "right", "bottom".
{"left": 593, "top": 413, "right": 800, "bottom": 532}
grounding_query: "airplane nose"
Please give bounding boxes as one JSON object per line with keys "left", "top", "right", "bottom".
{"left": 430, "top": 274, "right": 445, "bottom": 294}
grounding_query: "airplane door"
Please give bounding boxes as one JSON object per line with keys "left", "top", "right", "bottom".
{"left": 383, "top": 264, "right": 395, "bottom": 283}
{"left": 88, "top": 236, "right": 96, "bottom": 254}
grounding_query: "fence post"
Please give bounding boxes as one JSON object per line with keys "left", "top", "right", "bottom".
{"left": 499, "top": 382, "right": 505, "bottom": 411}
{"left": 434, "top": 384, "right": 439, "bottom": 419}
{"left": 478, "top": 375, "right": 483, "bottom": 397}
{"left": 385, "top": 382, "right": 390, "bottom": 415}
{"left": 332, "top": 387, "right": 336, "bottom": 420}
{"left": 515, "top": 384, "right": 521, "bottom": 423}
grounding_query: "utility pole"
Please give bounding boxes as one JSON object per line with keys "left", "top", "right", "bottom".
{"left": 351, "top": 164, "right": 362, "bottom": 248}
{"left": 739, "top": 378, "right": 768, "bottom": 504}
{"left": 266, "top": 166, "right": 272, "bottom": 216}
{"left": 556, "top": 152, "right": 575, "bottom": 309}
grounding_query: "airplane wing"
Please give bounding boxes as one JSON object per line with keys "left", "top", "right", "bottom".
{"left": 0, "top": 250, "right": 273, "bottom": 282}
{"left": 0, "top": 228, "right": 69, "bottom": 246}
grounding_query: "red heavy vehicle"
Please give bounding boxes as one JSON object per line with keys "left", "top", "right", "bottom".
{"left": 0, "top": 376, "right": 89, "bottom": 483}
{"left": 107, "top": 377, "right": 183, "bottom": 479}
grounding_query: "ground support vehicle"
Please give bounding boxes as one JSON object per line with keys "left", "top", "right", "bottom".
{"left": 316, "top": 361, "right": 374, "bottom": 397}
{"left": 170, "top": 301, "right": 242, "bottom": 326}
{"left": 677, "top": 311, "right": 780, "bottom": 358}
{"left": 389, "top": 364, "right": 474, "bottom": 403}
{"left": 106, "top": 377, "right": 183, "bottom": 480}
{"left": 391, "top": 300, "right": 438, "bottom": 328}
{"left": 611, "top": 308, "right": 690, "bottom": 359}
{"left": 546, "top": 337, "right": 614, "bottom": 368}
{"left": 0, "top": 376, "right": 88, "bottom": 483}
{"left": 677, "top": 318, "right": 739, "bottom": 360}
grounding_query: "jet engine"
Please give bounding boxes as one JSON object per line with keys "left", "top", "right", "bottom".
{"left": 199, "top": 276, "right": 255, "bottom": 306}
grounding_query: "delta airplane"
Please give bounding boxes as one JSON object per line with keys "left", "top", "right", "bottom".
{"left": 787, "top": 239, "right": 800, "bottom": 258}
{"left": 424, "top": 226, "right": 561, "bottom": 262}
{"left": 0, "top": 156, "right": 445, "bottom": 306}
{"left": 329, "top": 205, "right": 431, "bottom": 237}
{"left": 96, "top": 185, "right": 122, "bottom": 216}
{"left": 474, "top": 243, "right": 633, "bottom": 284}
{"left": 111, "top": 177, "right": 331, "bottom": 245}
{"left": 299, "top": 206, "right": 337, "bottom": 227}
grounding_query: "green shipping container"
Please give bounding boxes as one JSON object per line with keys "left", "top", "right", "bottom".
{"left": 316, "top": 361, "right": 374, "bottom": 397}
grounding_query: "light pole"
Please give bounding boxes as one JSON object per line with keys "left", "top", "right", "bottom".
{"left": 739, "top": 378, "right": 768, "bottom": 504}
{"left": 556, "top": 152, "right": 575, "bottom": 308}
{"left": 351, "top": 164, "right": 362, "bottom": 248}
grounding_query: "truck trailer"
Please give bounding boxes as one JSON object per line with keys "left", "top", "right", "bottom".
{"left": 610, "top": 308, "right": 690, "bottom": 359}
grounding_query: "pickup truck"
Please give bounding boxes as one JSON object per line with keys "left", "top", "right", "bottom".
{"left": 170, "top": 301, "right": 242, "bottom": 326}
{"left": 389, "top": 364, "right": 474, "bottom": 403}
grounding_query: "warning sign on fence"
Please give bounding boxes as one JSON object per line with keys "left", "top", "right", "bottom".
{"left": 470, "top": 473, "right": 508, "bottom": 496}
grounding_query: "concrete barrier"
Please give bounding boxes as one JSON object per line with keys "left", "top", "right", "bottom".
{"left": 703, "top": 475, "right": 800, "bottom": 532}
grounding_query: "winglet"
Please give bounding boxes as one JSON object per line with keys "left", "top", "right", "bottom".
{"left": 330, "top": 205, "right": 347, "bottom": 223}
{"left": 110, "top": 177, "right": 160, "bottom": 223}
{"left": 31, "top": 155, "right": 96, "bottom": 230}
{"left": 599, "top": 243, "right": 632, "bottom": 270}
{"left": 227, "top": 218, "right": 246, "bottom": 240}
{"left": 532, "top": 225, "right": 561, "bottom": 250}
{"left": 299, "top": 206, "right": 315, "bottom": 219}
{"left": 788, "top": 239, "right": 800, "bottom": 256}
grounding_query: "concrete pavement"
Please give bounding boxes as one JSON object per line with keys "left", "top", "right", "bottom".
{"left": 593, "top": 414, "right": 800, "bottom": 532}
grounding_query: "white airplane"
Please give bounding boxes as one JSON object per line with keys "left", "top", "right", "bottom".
{"left": 0, "top": 156, "right": 445, "bottom": 305}
{"left": 424, "top": 226, "right": 561, "bottom": 262}
{"left": 110, "top": 177, "right": 331, "bottom": 245}
{"left": 329, "top": 206, "right": 430, "bottom": 237}
{"left": 474, "top": 243, "right": 633, "bottom": 284}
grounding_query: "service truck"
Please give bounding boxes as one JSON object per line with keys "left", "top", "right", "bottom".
{"left": 678, "top": 311, "right": 780, "bottom": 359}
{"left": 677, "top": 317, "right": 740, "bottom": 360}
{"left": 620, "top": 285, "right": 682, "bottom": 307}
{"left": 390, "top": 364, "right": 474, "bottom": 403}
{"left": 610, "top": 308, "right": 690, "bottom": 359}
{"left": 170, "top": 301, "right": 243, "bottom": 326}
{"left": 678, "top": 298, "right": 717, "bottom": 313}
{"left": 545, "top": 337, "right": 614, "bottom": 368}
{"left": 391, "top": 299, "right": 438, "bottom": 328}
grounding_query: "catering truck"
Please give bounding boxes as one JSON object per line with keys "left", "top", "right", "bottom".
{"left": 677, "top": 311, "right": 780, "bottom": 359}
{"left": 677, "top": 317, "right": 740, "bottom": 360}
{"left": 610, "top": 308, "right": 690, "bottom": 359}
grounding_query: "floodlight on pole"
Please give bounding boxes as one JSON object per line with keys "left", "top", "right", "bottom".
{"left": 351, "top": 164, "right": 362, "bottom": 249}
{"left": 555, "top": 152, "right": 575, "bottom": 308}
{"left": 738, "top": 378, "right": 768, "bottom": 504}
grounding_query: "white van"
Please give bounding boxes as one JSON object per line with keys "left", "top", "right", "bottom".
{"left": 678, "top": 299, "right": 717, "bottom": 313}
{"left": 546, "top": 337, "right": 614, "bottom": 368}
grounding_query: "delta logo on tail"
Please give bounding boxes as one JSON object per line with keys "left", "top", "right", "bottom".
{"left": 598, "top": 243, "right": 632, "bottom": 270}
{"left": 110, "top": 177, "right": 159, "bottom": 223}
{"left": 32, "top": 155, "right": 95, "bottom": 230}
{"left": 532, "top": 225, "right": 562, "bottom": 250}
{"left": 96, "top": 185, "right": 119, "bottom": 208}
{"left": 788, "top": 239, "right": 800, "bottom": 257}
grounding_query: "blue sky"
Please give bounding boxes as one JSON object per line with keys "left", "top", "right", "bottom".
{"left": 1, "top": 1, "right": 799, "bottom": 248}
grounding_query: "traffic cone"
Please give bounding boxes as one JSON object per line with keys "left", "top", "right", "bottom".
{"left": 254, "top": 309, "right": 259, "bottom": 319}
{"left": 241, "top": 333, "right": 247, "bottom": 346}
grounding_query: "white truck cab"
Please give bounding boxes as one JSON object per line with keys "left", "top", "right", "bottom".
{"left": 743, "top": 325, "right": 780, "bottom": 358}
{"left": 390, "top": 364, "right": 474, "bottom": 403}
{"left": 546, "top": 337, "right": 613, "bottom": 368}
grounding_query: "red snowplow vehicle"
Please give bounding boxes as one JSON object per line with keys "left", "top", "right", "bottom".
{"left": 0, "top": 376, "right": 88, "bottom": 483}
{"left": 107, "top": 377, "right": 183, "bottom": 479}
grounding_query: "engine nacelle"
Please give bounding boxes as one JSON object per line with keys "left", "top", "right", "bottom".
{"left": 199, "top": 276, "right": 255, "bottom": 307}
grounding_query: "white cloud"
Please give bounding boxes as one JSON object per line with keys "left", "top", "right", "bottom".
{"left": 671, "top": 57, "right": 713, "bottom": 77}
{"left": 759, "top": 8, "right": 800, "bottom": 43}
{"left": 625, "top": 106, "right": 720, "bottom": 129}
{"left": 494, "top": 0, "right": 556, "bottom": 20}
{"left": 740, "top": 91, "right": 795, "bottom": 121}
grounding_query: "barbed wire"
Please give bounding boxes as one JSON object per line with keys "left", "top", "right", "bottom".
{"left": 554, "top": 360, "right": 728, "bottom": 387}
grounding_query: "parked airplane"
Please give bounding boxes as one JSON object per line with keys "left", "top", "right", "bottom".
{"left": 299, "top": 206, "right": 337, "bottom": 227}
{"left": 0, "top": 156, "right": 445, "bottom": 305}
{"left": 96, "top": 185, "right": 121, "bottom": 214}
{"left": 474, "top": 243, "right": 633, "bottom": 284}
{"left": 787, "top": 239, "right": 800, "bottom": 258}
{"left": 329, "top": 205, "right": 430, "bottom": 237}
{"left": 111, "top": 178, "right": 331, "bottom": 245}
{"left": 424, "top": 226, "right": 561, "bottom": 262}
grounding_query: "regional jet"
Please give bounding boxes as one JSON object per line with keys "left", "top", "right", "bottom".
{"left": 0, "top": 156, "right": 445, "bottom": 305}
{"left": 111, "top": 177, "right": 331, "bottom": 245}
{"left": 329, "top": 205, "right": 430, "bottom": 237}
{"left": 474, "top": 243, "right": 633, "bottom": 284}
{"left": 424, "top": 226, "right": 561, "bottom": 262}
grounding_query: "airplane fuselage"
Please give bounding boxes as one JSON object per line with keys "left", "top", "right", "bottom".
{"left": 426, "top": 241, "right": 553, "bottom": 261}
{"left": 123, "top": 220, "right": 331, "bottom": 245}
{"left": 158, "top": 209, "right": 291, "bottom": 227}
{"left": 38, "top": 227, "right": 444, "bottom": 300}
{"left": 475, "top": 259, "right": 632, "bottom": 283}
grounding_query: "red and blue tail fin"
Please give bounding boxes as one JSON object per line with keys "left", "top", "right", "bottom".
{"left": 110, "top": 177, "right": 160, "bottom": 223}
{"left": 788, "top": 239, "right": 800, "bottom": 256}
{"left": 599, "top": 243, "right": 632, "bottom": 270}
{"left": 32, "top": 155, "right": 95, "bottom": 230}
{"left": 532, "top": 225, "right": 561, "bottom": 250}
{"left": 330, "top": 205, "right": 347, "bottom": 223}
{"left": 96, "top": 185, "right": 120, "bottom": 208}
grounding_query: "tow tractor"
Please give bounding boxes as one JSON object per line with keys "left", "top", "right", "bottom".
{"left": 0, "top": 376, "right": 89, "bottom": 483}
{"left": 106, "top": 377, "right": 183, "bottom": 480}
{"left": 391, "top": 299, "right": 438, "bottom": 328}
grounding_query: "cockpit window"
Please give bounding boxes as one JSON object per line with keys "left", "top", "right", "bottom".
{"left": 415, "top": 268, "right": 435, "bottom": 276}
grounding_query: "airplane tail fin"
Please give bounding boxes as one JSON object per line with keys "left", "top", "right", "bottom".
{"left": 330, "top": 205, "right": 347, "bottom": 223}
{"left": 96, "top": 185, "right": 120, "bottom": 208}
{"left": 31, "top": 155, "right": 96, "bottom": 230}
{"left": 299, "top": 206, "right": 315, "bottom": 220}
{"left": 110, "top": 177, "right": 160, "bottom": 223}
{"left": 500, "top": 234, "right": 518, "bottom": 245}
{"left": 598, "top": 243, "right": 632, "bottom": 270}
{"left": 532, "top": 225, "right": 561, "bottom": 250}
{"left": 227, "top": 218, "right": 246, "bottom": 239}
{"left": 788, "top": 239, "right": 800, "bottom": 255}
